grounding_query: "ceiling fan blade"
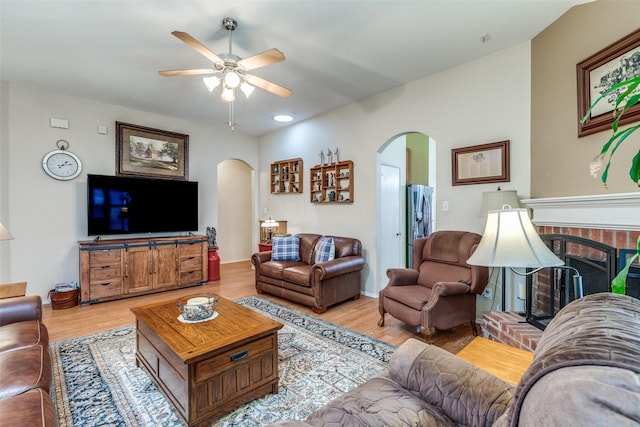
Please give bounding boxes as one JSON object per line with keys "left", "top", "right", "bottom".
{"left": 238, "top": 48, "right": 286, "bottom": 71}
{"left": 158, "top": 68, "right": 216, "bottom": 77}
{"left": 171, "top": 31, "right": 223, "bottom": 64}
{"left": 245, "top": 74, "right": 292, "bottom": 98}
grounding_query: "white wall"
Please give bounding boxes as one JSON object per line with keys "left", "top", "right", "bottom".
{"left": 258, "top": 42, "right": 532, "bottom": 297}
{"left": 0, "top": 83, "right": 258, "bottom": 300}
{"left": 1, "top": 42, "right": 533, "bottom": 306}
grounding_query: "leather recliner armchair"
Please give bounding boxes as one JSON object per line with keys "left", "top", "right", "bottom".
{"left": 378, "top": 230, "right": 489, "bottom": 336}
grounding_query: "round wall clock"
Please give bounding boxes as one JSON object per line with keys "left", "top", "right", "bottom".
{"left": 42, "top": 139, "right": 83, "bottom": 180}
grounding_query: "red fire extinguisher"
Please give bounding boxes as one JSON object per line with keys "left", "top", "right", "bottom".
{"left": 208, "top": 248, "right": 220, "bottom": 282}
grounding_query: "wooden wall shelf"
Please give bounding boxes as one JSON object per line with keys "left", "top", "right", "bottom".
{"left": 310, "top": 160, "right": 353, "bottom": 204}
{"left": 270, "top": 158, "right": 303, "bottom": 194}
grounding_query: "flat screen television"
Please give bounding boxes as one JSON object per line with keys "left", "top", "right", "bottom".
{"left": 87, "top": 174, "right": 198, "bottom": 236}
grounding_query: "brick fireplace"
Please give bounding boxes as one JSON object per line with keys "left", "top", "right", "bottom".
{"left": 482, "top": 192, "right": 640, "bottom": 351}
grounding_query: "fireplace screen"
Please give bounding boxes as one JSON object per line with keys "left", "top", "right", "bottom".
{"left": 526, "top": 234, "right": 617, "bottom": 330}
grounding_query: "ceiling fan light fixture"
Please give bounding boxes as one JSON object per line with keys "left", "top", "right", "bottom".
{"left": 240, "top": 82, "right": 255, "bottom": 98}
{"left": 223, "top": 70, "right": 241, "bottom": 88}
{"left": 161, "top": 17, "right": 290, "bottom": 131}
{"left": 221, "top": 86, "right": 235, "bottom": 102}
{"left": 273, "top": 114, "right": 293, "bottom": 123}
{"left": 203, "top": 75, "right": 220, "bottom": 92}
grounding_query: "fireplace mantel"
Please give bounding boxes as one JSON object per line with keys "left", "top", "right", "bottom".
{"left": 521, "top": 192, "right": 640, "bottom": 231}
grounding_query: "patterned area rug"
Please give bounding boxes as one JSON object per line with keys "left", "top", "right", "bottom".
{"left": 50, "top": 296, "right": 396, "bottom": 426}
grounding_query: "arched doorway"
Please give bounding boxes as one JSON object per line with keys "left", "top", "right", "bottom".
{"left": 216, "top": 159, "right": 254, "bottom": 263}
{"left": 376, "top": 132, "right": 436, "bottom": 293}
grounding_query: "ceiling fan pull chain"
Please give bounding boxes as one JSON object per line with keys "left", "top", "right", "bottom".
{"left": 228, "top": 101, "right": 235, "bottom": 132}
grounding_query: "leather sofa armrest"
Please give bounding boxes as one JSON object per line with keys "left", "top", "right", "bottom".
{"left": 251, "top": 251, "right": 272, "bottom": 268}
{"left": 388, "top": 338, "right": 514, "bottom": 427}
{"left": 386, "top": 268, "right": 419, "bottom": 286}
{"left": 0, "top": 295, "right": 43, "bottom": 326}
{"left": 312, "top": 255, "right": 364, "bottom": 281}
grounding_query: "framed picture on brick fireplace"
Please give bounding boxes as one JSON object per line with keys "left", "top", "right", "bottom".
{"left": 577, "top": 29, "right": 640, "bottom": 137}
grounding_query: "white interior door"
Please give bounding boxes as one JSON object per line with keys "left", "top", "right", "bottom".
{"left": 380, "top": 164, "right": 402, "bottom": 284}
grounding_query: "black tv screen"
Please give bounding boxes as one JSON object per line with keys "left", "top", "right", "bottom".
{"left": 87, "top": 174, "right": 198, "bottom": 236}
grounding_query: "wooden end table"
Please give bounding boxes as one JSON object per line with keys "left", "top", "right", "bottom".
{"left": 131, "top": 296, "right": 284, "bottom": 427}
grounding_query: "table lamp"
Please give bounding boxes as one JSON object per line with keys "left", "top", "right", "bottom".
{"left": 0, "top": 222, "right": 14, "bottom": 241}
{"left": 261, "top": 217, "right": 279, "bottom": 242}
{"left": 468, "top": 207, "right": 583, "bottom": 311}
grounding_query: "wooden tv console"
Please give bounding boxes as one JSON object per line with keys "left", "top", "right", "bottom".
{"left": 79, "top": 235, "right": 208, "bottom": 304}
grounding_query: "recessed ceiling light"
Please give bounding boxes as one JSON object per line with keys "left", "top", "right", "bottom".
{"left": 273, "top": 114, "right": 293, "bottom": 123}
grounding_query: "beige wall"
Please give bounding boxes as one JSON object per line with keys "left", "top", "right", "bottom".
{"left": 531, "top": 0, "right": 640, "bottom": 197}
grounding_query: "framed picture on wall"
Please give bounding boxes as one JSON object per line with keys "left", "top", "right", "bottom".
{"left": 577, "top": 29, "right": 640, "bottom": 137}
{"left": 116, "top": 122, "right": 189, "bottom": 180}
{"left": 451, "top": 140, "right": 510, "bottom": 186}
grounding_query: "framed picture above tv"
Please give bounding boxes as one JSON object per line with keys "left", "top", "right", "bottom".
{"left": 116, "top": 121, "right": 189, "bottom": 180}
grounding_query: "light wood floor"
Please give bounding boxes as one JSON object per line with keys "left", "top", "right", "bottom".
{"left": 42, "top": 261, "right": 478, "bottom": 354}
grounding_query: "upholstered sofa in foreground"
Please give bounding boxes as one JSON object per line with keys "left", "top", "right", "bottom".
{"left": 0, "top": 295, "right": 56, "bottom": 426}
{"left": 252, "top": 233, "right": 365, "bottom": 313}
{"left": 271, "top": 293, "right": 640, "bottom": 426}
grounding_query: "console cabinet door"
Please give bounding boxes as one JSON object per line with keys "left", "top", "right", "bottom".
{"left": 153, "top": 244, "right": 179, "bottom": 289}
{"left": 124, "top": 246, "right": 153, "bottom": 294}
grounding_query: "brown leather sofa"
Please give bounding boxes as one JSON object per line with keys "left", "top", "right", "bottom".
{"left": 0, "top": 296, "right": 56, "bottom": 426}
{"left": 269, "top": 293, "right": 640, "bottom": 426}
{"left": 251, "top": 233, "right": 365, "bottom": 313}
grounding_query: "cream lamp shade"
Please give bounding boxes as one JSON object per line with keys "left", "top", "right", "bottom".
{"left": 480, "top": 189, "right": 520, "bottom": 216}
{"left": 0, "top": 222, "right": 13, "bottom": 241}
{"left": 261, "top": 218, "right": 279, "bottom": 228}
{"left": 467, "top": 208, "right": 563, "bottom": 268}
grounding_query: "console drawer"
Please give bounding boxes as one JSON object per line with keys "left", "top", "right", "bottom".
{"left": 180, "top": 243, "right": 202, "bottom": 257}
{"left": 90, "top": 249, "right": 122, "bottom": 264}
{"left": 90, "top": 279, "right": 123, "bottom": 299}
{"left": 90, "top": 265, "right": 122, "bottom": 281}
{"left": 180, "top": 256, "right": 202, "bottom": 271}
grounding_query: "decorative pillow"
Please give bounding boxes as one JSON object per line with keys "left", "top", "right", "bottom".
{"left": 315, "top": 236, "right": 336, "bottom": 264}
{"left": 271, "top": 235, "right": 301, "bottom": 261}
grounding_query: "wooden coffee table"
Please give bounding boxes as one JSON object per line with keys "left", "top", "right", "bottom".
{"left": 131, "top": 296, "right": 284, "bottom": 427}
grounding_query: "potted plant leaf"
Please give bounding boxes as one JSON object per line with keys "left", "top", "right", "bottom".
{"left": 581, "top": 75, "right": 640, "bottom": 294}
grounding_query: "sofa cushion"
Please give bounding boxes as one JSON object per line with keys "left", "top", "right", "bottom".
{"left": 272, "top": 236, "right": 301, "bottom": 261}
{"left": 382, "top": 285, "right": 432, "bottom": 311}
{"left": 282, "top": 264, "right": 313, "bottom": 287}
{"left": 314, "top": 236, "right": 335, "bottom": 264}
{"left": 0, "top": 345, "right": 51, "bottom": 400}
{"left": 0, "top": 388, "right": 57, "bottom": 427}
{"left": 305, "top": 376, "right": 456, "bottom": 427}
{"left": 0, "top": 320, "right": 48, "bottom": 353}
{"left": 259, "top": 260, "right": 303, "bottom": 279}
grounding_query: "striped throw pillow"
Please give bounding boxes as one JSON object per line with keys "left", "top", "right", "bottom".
{"left": 315, "top": 236, "right": 335, "bottom": 264}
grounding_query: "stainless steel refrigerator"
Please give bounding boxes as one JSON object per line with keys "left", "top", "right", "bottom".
{"left": 406, "top": 184, "right": 434, "bottom": 268}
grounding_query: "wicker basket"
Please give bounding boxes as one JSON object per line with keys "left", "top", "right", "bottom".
{"left": 48, "top": 288, "right": 79, "bottom": 310}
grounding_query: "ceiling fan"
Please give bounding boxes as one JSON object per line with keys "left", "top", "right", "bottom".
{"left": 159, "top": 17, "right": 291, "bottom": 129}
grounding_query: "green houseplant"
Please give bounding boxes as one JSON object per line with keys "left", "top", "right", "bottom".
{"left": 581, "top": 75, "right": 640, "bottom": 294}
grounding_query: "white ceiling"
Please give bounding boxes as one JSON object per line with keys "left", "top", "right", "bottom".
{"left": 1, "top": 0, "right": 585, "bottom": 136}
